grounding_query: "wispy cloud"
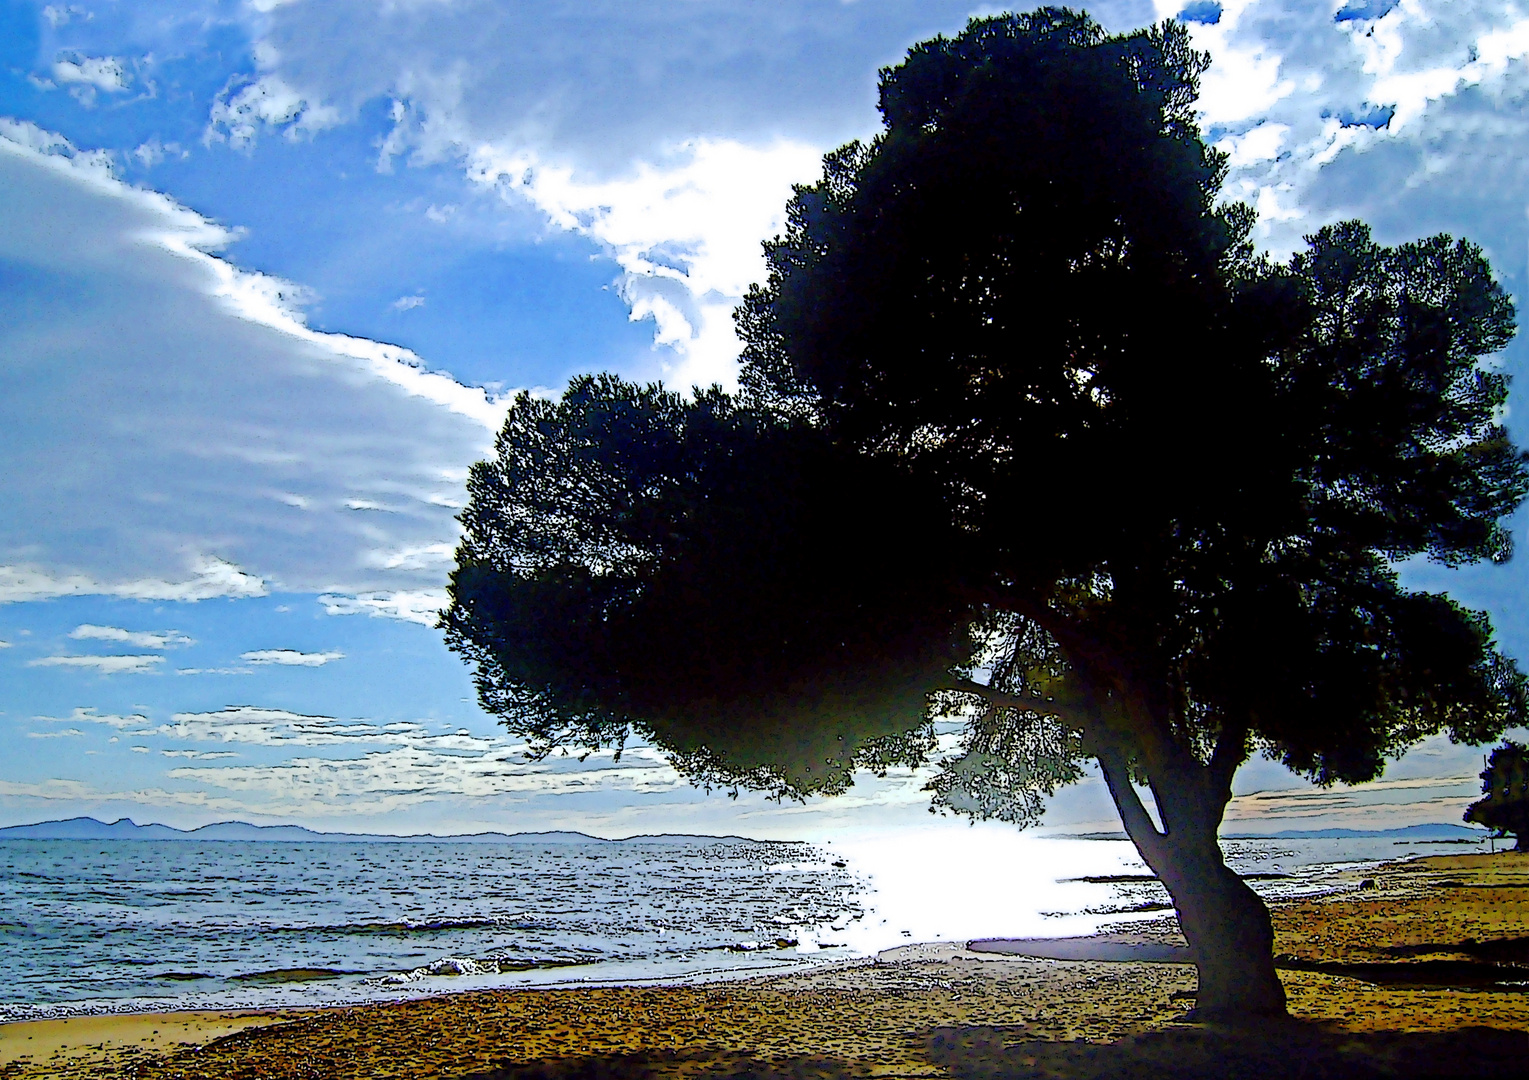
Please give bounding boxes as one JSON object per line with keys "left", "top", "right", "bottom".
{"left": 70, "top": 625, "right": 193, "bottom": 649}
{"left": 52, "top": 55, "right": 130, "bottom": 94}
{"left": 26, "top": 728, "right": 83, "bottom": 739}
{"left": 240, "top": 649, "right": 345, "bottom": 666}
{"left": 318, "top": 590, "right": 446, "bottom": 625}
{"left": 0, "top": 741, "right": 686, "bottom": 819}
{"left": 1224, "top": 774, "right": 1482, "bottom": 823}
{"left": 167, "top": 743, "right": 686, "bottom": 814}
{"left": 144, "top": 706, "right": 496, "bottom": 750}
{"left": 27, "top": 655, "right": 165, "bottom": 674}
{"left": 0, "top": 559, "right": 266, "bottom": 605}
{"left": 38, "top": 707, "right": 151, "bottom": 730}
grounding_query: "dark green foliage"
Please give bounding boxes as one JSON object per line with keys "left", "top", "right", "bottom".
{"left": 445, "top": 8, "right": 1526, "bottom": 813}
{"left": 1465, "top": 740, "right": 1529, "bottom": 849}
{"left": 444, "top": 375, "right": 973, "bottom": 797}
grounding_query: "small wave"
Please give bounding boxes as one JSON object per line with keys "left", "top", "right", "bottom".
{"left": 719, "top": 938, "right": 798, "bottom": 953}
{"left": 231, "top": 968, "right": 361, "bottom": 984}
{"left": 375, "top": 954, "right": 589, "bottom": 984}
{"left": 272, "top": 915, "right": 528, "bottom": 936}
{"left": 154, "top": 971, "right": 216, "bottom": 981}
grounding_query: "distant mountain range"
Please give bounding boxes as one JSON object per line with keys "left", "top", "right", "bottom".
{"left": 1222, "top": 823, "right": 1491, "bottom": 841}
{"left": 0, "top": 816, "right": 768, "bottom": 844}
{"left": 1063, "top": 823, "right": 1490, "bottom": 842}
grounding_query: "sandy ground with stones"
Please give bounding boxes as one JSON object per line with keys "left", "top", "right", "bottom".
{"left": 1, "top": 852, "right": 1524, "bottom": 1079}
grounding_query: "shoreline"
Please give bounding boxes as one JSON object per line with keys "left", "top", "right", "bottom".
{"left": 3, "top": 852, "right": 1524, "bottom": 1078}
{"left": 0, "top": 836, "right": 1399, "bottom": 1028}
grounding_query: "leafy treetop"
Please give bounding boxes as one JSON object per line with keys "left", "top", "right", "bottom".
{"left": 445, "top": 8, "right": 1527, "bottom": 815}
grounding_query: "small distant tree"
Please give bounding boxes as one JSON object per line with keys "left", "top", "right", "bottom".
{"left": 1465, "top": 741, "right": 1529, "bottom": 851}
{"left": 444, "top": 9, "right": 1527, "bottom": 1020}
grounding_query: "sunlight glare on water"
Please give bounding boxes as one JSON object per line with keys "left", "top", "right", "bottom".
{"left": 824, "top": 822, "right": 1149, "bottom": 952}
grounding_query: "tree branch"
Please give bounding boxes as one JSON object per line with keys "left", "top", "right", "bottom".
{"left": 1097, "top": 745, "right": 1169, "bottom": 868}
{"left": 1207, "top": 716, "right": 1250, "bottom": 804}
{"left": 939, "top": 679, "right": 1096, "bottom": 730}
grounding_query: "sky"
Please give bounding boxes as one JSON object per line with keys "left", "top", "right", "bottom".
{"left": 2, "top": 0, "right": 1527, "bottom": 842}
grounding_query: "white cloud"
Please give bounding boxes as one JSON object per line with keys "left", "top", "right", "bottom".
{"left": 27, "top": 655, "right": 165, "bottom": 674}
{"left": 212, "top": 0, "right": 1140, "bottom": 389}
{"left": 466, "top": 138, "right": 823, "bottom": 388}
{"left": 240, "top": 648, "right": 345, "bottom": 666}
{"left": 142, "top": 706, "right": 496, "bottom": 750}
{"left": 0, "top": 120, "right": 504, "bottom": 612}
{"left": 318, "top": 589, "right": 446, "bottom": 626}
{"left": 1215, "top": 121, "right": 1290, "bottom": 167}
{"left": 367, "top": 542, "right": 454, "bottom": 572}
{"left": 52, "top": 55, "right": 130, "bottom": 94}
{"left": 70, "top": 624, "right": 193, "bottom": 649}
{"left": 41, "top": 6, "right": 88, "bottom": 29}
{"left": 132, "top": 139, "right": 164, "bottom": 167}
{"left": 39, "top": 707, "right": 152, "bottom": 730}
{"left": 1223, "top": 771, "right": 1486, "bottom": 830}
{"left": 0, "top": 741, "right": 688, "bottom": 821}
{"left": 0, "top": 775, "right": 255, "bottom": 815}
{"left": 166, "top": 744, "right": 687, "bottom": 815}
{"left": 1178, "top": 0, "right": 1529, "bottom": 261}
{"left": 207, "top": 74, "right": 340, "bottom": 147}
{"left": 0, "top": 559, "right": 267, "bottom": 605}
{"left": 27, "top": 728, "right": 83, "bottom": 739}
{"left": 159, "top": 749, "right": 239, "bottom": 759}
{"left": 390, "top": 294, "right": 425, "bottom": 311}
{"left": 0, "top": 777, "right": 98, "bottom": 801}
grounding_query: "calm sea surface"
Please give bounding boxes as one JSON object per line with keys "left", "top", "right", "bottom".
{"left": 0, "top": 832, "right": 1488, "bottom": 1020}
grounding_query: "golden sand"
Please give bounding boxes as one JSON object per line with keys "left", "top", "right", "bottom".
{"left": 1, "top": 852, "right": 1524, "bottom": 1079}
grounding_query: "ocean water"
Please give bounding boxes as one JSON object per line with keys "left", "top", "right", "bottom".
{"left": 0, "top": 831, "right": 1488, "bottom": 1021}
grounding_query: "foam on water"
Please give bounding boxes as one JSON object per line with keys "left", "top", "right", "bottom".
{"left": 0, "top": 837, "right": 864, "bottom": 1021}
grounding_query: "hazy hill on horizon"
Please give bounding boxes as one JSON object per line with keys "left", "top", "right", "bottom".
{"left": 0, "top": 816, "right": 767, "bottom": 844}
{"left": 1059, "top": 822, "right": 1490, "bottom": 842}
{"left": 0, "top": 816, "right": 1492, "bottom": 844}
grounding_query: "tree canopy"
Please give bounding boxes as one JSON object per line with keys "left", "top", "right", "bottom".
{"left": 443, "top": 7, "right": 1527, "bottom": 1018}
{"left": 1465, "top": 740, "right": 1529, "bottom": 850}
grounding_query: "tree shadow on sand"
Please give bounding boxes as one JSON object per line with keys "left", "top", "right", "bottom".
{"left": 925, "top": 1022, "right": 1529, "bottom": 1080}
{"left": 468, "top": 1050, "right": 874, "bottom": 1080}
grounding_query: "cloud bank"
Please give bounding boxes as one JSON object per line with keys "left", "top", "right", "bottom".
{"left": 0, "top": 120, "right": 503, "bottom": 619}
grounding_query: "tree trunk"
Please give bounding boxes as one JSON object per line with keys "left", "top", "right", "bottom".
{"left": 1151, "top": 832, "right": 1287, "bottom": 1020}
{"left": 1098, "top": 750, "right": 1287, "bottom": 1021}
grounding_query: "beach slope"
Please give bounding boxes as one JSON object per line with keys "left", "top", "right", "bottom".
{"left": 2, "top": 853, "right": 1524, "bottom": 1079}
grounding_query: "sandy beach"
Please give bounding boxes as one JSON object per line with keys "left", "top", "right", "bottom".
{"left": 2, "top": 851, "right": 1524, "bottom": 1079}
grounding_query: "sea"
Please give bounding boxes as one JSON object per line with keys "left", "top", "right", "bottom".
{"left": 0, "top": 829, "right": 1490, "bottom": 1022}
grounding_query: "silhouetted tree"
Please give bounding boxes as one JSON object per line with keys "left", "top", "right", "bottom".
{"left": 1465, "top": 741, "right": 1529, "bottom": 851}
{"left": 444, "top": 9, "right": 1527, "bottom": 1020}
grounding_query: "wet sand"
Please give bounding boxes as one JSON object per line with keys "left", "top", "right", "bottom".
{"left": 0, "top": 1010, "right": 304, "bottom": 1075}
{"left": 2, "top": 852, "right": 1524, "bottom": 1079}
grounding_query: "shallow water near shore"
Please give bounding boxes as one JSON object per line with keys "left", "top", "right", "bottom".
{"left": 0, "top": 831, "right": 1489, "bottom": 1021}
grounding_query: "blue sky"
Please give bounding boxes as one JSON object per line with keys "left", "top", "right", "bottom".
{"left": 2, "top": 0, "right": 1527, "bottom": 840}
